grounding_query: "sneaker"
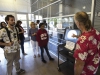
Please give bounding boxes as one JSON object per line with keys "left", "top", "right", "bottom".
{"left": 38, "top": 54, "right": 40, "bottom": 57}
{"left": 49, "top": 58, "right": 54, "bottom": 61}
{"left": 34, "top": 55, "right": 36, "bottom": 58}
{"left": 17, "top": 69, "right": 25, "bottom": 75}
{"left": 23, "top": 53, "right": 27, "bottom": 55}
{"left": 42, "top": 59, "right": 47, "bottom": 63}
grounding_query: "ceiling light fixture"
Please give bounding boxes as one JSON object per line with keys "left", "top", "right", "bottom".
{"left": 83, "top": 6, "right": 86, "bottom": 9}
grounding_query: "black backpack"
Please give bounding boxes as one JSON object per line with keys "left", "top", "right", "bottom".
{"left": 0, "top": 27, "right": 19, "bottom": 48}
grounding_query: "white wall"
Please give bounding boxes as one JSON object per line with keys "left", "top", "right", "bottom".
{"left": 0, "top": 0, "right": 31, "bottom": 13}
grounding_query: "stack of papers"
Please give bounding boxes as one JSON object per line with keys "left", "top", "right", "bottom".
{"left": 64, "top": 41, "right": 75, "bottom": 51}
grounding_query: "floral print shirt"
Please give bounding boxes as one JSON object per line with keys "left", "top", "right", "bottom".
{"left": 74, "top": 28, "right": 100, "bottom": 75}
{"left": 0, "top": 26, "right": 20, "bottom": 53}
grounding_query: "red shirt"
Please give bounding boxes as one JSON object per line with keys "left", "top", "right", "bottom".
{"left": 36, "top": 29, "right": 48, "bottom": 47}
{"left": 74, "top": 28, "right": 100, "bottom": 75}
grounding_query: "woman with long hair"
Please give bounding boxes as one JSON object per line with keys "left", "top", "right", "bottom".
{"left": 0, "top": 22, "right": 7, "bottom": 29}
{"left": 15, "top": 20, "right": 27, "bottom": 55}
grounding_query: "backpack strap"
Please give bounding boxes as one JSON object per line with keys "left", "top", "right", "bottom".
{"left": 15, "top": 27, "right": 20, "bottom": 41}
{"left": 4, "top": 27, "right": 12, "bottom": 42}
{"left": 4, "top": 27, "right": 20, "bottom": 42}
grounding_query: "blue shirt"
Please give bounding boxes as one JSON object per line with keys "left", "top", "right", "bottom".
{"left": 28, "top": 28, "right": 38, "bottom": 41}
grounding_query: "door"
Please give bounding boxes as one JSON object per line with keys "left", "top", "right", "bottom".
{"left": 17, "top": 14, "right": 30, "bottom": 41}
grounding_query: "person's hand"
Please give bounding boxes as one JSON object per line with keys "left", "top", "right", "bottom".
{"left": 22, "top": 31, "right": 24, "bottom": 33}
{"left": 7, "top": 42, "right": 14, "bottom": 46}
{"left": 18, "top": 40, "right": 21, "bottom": 44}
{"left": 32, "top": 33, "right": 34, "bottom": 36}
{"left": 72, "top": 34, "right": 77, "bottom": 37}
{"left": 34, "top": 33, "right": 36, "bottom": 35}
{"left": 32, "top": 33, "right": 36, "bottom": 36}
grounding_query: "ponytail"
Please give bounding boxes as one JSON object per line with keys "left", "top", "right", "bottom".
{"left": 75, "top": 11, "right": 92, "bottom": 31}
{"left": 85, "top": 19, "right": 92, "bottom": 31}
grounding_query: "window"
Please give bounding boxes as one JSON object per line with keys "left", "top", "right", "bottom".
{"left": 17, "top": 14, "right": 28, "bottom": 38}
{"left": 17, "top": 14, "right": 26, "bottom": 20}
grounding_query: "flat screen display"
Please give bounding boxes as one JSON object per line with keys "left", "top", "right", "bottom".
{"left": 64, "top": 29, "right": 81, "bottom": 43}
{"left": 73, "top": 22, "right": 78, "bottom": 29}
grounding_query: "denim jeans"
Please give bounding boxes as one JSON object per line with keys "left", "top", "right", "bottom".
{"left": 40, "top": 45, "right": 51, "bottom": 60}
{"left": 20, "top": 39, "right": 25, "bottom": 54}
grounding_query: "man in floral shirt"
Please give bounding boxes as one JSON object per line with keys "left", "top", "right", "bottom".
{"left": 0, "top": 15, "right": 25, "bottom": 75}
{"left": 73, "top": 11, "right": 100, "bottom": 75}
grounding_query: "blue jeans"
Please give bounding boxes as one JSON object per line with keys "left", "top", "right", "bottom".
{"left": 40, "top": 45, "right": 51, "bottom": 60}
{"left": 20, "top": 39, "right": 25, "bottom": 54}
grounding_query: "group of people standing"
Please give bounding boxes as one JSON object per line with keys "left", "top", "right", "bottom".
{"left": 0, "top": 20, "right": 27, "bottom": 55}
{"left": 0, "top": 14, "right": 54, "bottom": 75}
{"left": 0, "top": 11, "right": 100, "bottom": 75}
{"left": 28, "top": 22, "right": 54, "bottom": 63}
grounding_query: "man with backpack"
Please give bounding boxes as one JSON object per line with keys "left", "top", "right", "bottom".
{"left": 0, "top": 15, "right": 25, "bottom": 75}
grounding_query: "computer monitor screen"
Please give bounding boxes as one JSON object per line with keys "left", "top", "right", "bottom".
{"left": 73, "top": 21, "right": 78, "bottom": 29}
{"left": 64, "top": 29, "right": 81, "bottom": 43}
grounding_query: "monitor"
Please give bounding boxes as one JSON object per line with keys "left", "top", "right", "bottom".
{"left": 64, "top": 29, "right": 81, "bottom": 43}
{"left": 73, "top": 21, "right": 78, "bottom": 29}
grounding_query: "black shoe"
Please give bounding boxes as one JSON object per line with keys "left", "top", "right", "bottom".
{"left": 17, "top": 69, "right": 25, "bottom": 75}
{"left": 49, "top": 58, "right": 54, "bottom": 61}
{"left": 42, "top": 59, "right": 47, "bottom": 63}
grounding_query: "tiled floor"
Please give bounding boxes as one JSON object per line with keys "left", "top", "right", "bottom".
{"left": 0, "top": 41, "right": 63, "bottom": 75}
{"left": 0, "top": 41, "right": 100, "bottom": 75}
{"left": 49, "top": 36, "right": 100, "bottom": 75}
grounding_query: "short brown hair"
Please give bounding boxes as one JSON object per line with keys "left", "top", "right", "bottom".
{"left": 5, "top": 15, "right": 14, "bottom": 24}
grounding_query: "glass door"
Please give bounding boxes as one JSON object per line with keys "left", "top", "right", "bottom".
{"left": 17, "top": 14, "right": 30, "bottom": 41}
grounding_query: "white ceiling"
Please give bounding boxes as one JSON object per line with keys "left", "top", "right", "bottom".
{"left": 0, "top": 0, "right": 31, "bottom": 13}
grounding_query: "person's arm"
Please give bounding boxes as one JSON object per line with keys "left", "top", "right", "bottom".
{"left": 34, "top": 28, "right": 38, "bottom": 35}
{"left": 32, "top": 33, "right": 36, "bottom": 36}
{"left": 46, "top": 30, "right": 49, "bottom": 42}
{"left": 28, "top": 29, "right": 36, "bottom": 36}
{"left": 74, "top": 35, "right": 88, "bottom": 75}
{"left": 28, "top": 29, "right": 31, "bottom": 36}
{"left": 0, "top": 42, "right": 13, "bottom": 46}
{"left": 19, "top": 30, "right": 24, "bottom": 34}
{"left": 72, "top": 34, "right": 79, "bottom": 38}
{"left": 19, "top": 31, "right": 24, "bottom": 34}
{"left": 36, "top": 30, "right": 41, "bottom": 45}
{"left": 74, "top": 59, "right": 85, "bottom": 75}
{"left": 19, "top": 26, "right": 25, "bottom": 34}
{"left": 15, "top": 27, "right": 20, "bottom": 43}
